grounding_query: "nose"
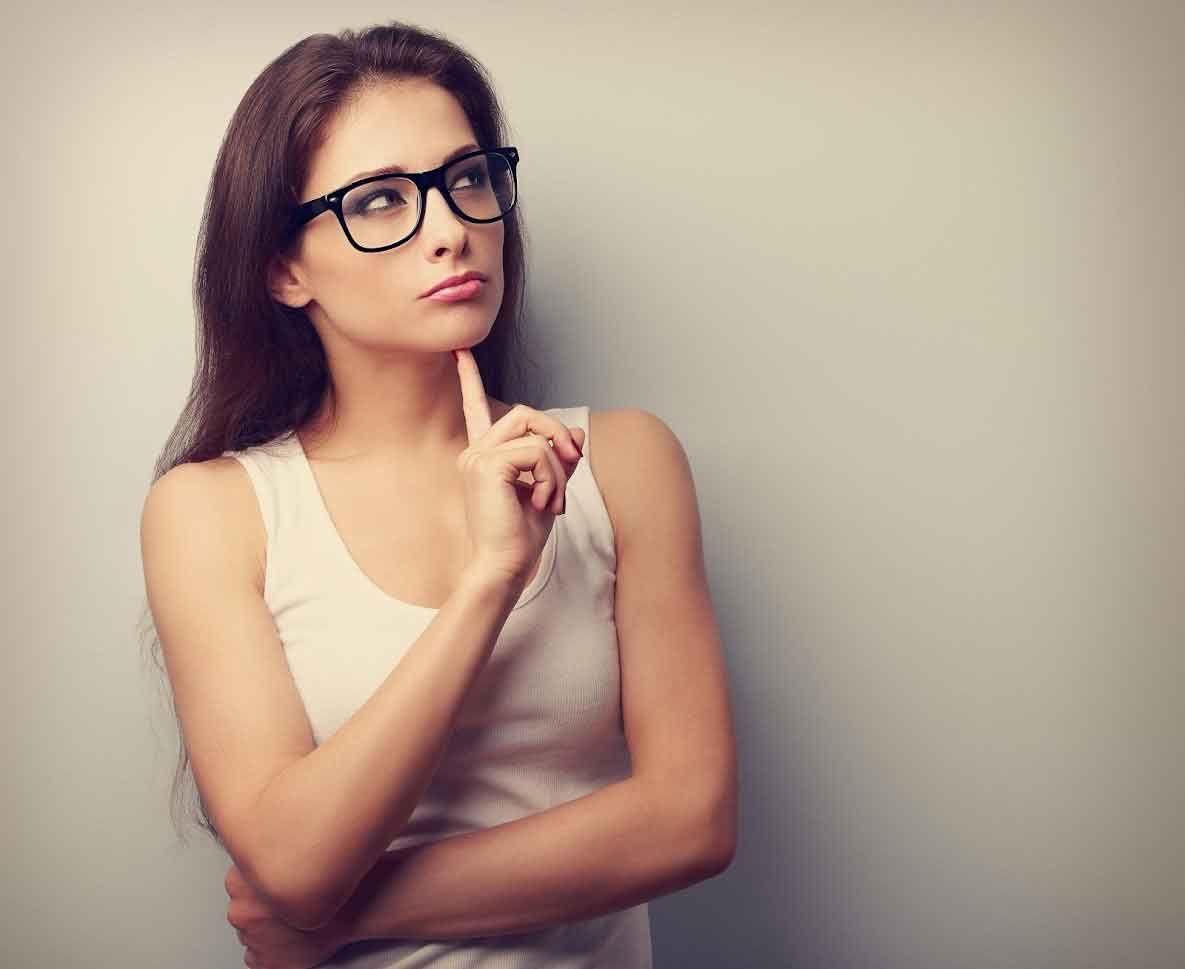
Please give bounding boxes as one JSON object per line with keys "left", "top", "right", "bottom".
{"left": 417, "top": 184, "right": 469, "bottom": 252}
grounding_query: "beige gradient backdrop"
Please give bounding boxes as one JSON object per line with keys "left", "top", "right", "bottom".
{"left": 2, "top": 2, "right": 1182, "bottom": 967}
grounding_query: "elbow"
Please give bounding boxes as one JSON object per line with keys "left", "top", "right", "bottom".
{"left": 692, "top": 781, "right": 738, "bottom": 875}
{"left": 709, "top": 827, "right": 737, "bottom": 873}
{"left": 668, "top": 782, "right": 737, "bottom": 879}
{"left": 700, "top": 808, "right": 737, "bottom": 875}
{"left": 275, "top": 869, "right": 346, "bottom": 932}
{"left": 267, "top": 881, "right": 339, "bottom": 933}
{"left": 245, "top": 853, "right": 339, "bottom": 932}
{"left": 223, "top": 794, "right": 347, "bottom": 931}
{"left": 274, "top": 890, "right": 337, "bottom": 933}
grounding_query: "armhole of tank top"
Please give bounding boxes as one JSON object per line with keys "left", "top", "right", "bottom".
{"left": 222, "top": 451, "right": 274, "bottom": 602}
{"left": 567, "top": 404, "right": 619, "bottom": 575}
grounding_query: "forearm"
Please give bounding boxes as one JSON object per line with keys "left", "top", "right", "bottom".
{"left": 249, "top": 565, "right": 524, "bottom": 929}
{"left": 331, "top": 775, "right": 724, "bottom": 942}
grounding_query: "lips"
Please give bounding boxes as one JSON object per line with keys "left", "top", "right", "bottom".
{"left": 425, "top": 279, "right": 484, "bottom": 301}
{"left": 422, "top": 270, "right": 487, "bottom": 298}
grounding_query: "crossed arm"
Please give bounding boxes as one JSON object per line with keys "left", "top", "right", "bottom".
{"left": 326, "top": 409, "right": 738, "bottom": 943}
{"left": 327, "top": 773, "right": 731, "bottom": 942}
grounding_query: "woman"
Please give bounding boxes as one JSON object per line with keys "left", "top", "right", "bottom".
{"left": 139, "top": 20, "right": 737, "bottom": 969}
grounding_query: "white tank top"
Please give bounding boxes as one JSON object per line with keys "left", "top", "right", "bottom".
{"left": 221, "top": 405, "right": 653, "bottom": 968}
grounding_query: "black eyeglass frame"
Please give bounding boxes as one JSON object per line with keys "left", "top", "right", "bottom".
{"left": 285, "top": 145, "right": 520, "bottom": 253}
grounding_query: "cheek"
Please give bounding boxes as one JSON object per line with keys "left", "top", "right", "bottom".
{"left": 310, "top": 258, "right": 412, "bottom": 327}
{"left": 328, "top": 262, "right": 392, "bottom": 307}
{"left": 486, "top": 225, "right": 507, "bottom": 277}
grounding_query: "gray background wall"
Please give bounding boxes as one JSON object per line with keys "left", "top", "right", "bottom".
{"left": 3, "top": 2, "right": 1182, "bottom": 967}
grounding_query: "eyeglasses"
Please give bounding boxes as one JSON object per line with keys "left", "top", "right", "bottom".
{"left": 285, "top": 146, "right": 520, "bottom": 253}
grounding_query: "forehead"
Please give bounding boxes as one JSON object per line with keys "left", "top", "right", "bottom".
{"left": 304, "top": 79, "right": 477, "bottom": 197}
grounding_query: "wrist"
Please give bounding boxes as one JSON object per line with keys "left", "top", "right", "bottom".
{"left": 459, "top": 559, "right": 528, "bottom": 600}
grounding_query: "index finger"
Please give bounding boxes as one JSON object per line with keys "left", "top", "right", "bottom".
{"left": 453, "top": 347, "right": 492, "bottom": 444}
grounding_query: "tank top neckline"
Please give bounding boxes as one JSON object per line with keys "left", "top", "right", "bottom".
{"left": 280, "top": 429, "right": 559, "bottom": 614}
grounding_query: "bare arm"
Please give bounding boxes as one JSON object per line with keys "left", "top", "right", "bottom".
{"left": 142, "top": 460, "right": 527, "bottom": 933}
{"left": 326, "top": 775, "right": 731, "bottom": 943}
{"left": 318, "top": 408, "right": 739, "bottom": 945}
{"left": 249, "top": 564, "right": 524, "bottom": 928}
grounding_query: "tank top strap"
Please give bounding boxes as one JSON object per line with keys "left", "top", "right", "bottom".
{"left": 547, "top": 404, "right": 617, "bottom": 577}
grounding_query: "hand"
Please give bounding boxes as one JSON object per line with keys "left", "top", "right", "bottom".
{"left": 453, "top": 347, "right": 585, "bottom": 583}
{"left": 226, "top": 863, "right": 352, "bottom": 969}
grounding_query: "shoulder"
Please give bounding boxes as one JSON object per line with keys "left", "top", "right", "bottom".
{"left": 588, "top": 407, "right": 682, "bottom": 454}
{"left": 587, "top": 408, "right": 695, "bottom": 554}
{"left": 145, "top": 454, "right": 254, "bottom": 507}
{"left": 141, "top": 456, "right": 267, "bottom": 592}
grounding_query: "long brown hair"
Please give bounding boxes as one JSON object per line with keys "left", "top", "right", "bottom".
{"left": 138, "top": 20, "right": 544, "bottom": 849}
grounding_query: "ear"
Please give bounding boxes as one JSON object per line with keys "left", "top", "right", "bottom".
{"left": 267, "top": 252, "right": 313, "bottom": 309}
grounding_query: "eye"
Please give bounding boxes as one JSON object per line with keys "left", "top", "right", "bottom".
{"left": 449, "top": 164, "right": 488, "bottom": 192}
{"left": 351, "top": 188, "right": 408, "bottom": 215}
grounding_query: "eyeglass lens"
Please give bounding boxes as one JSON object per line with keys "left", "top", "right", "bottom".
{"left": 340, "top": 151, "right": 515, "bottom": 250}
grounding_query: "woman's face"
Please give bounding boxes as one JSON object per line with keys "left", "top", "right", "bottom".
{"left": 271, "top": 78, "right": 506, "bottom": 352}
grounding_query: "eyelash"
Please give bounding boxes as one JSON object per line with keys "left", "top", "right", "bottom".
{"left": 348, "top": 165, "right": 488, "bottom": 214}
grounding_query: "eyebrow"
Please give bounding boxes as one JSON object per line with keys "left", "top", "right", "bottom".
{"left": 343, "top": 143, "right": 481, "bottom": 186}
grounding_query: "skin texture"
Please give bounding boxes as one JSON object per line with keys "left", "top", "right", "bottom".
{"left": 268, "top": 76, "right": 511, "bottom": 469}
{"left": 227, "top": 404, "right": 739, "bottom": 967}
{"left": 265, "top": 77, "right": 573, "bottom": 604}
{"left": 228, "top": 77, "right": 737, "bottom": 969}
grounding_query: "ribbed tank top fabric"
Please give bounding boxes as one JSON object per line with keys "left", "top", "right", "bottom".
{"left": 219, "top": 405, "right": 652, "bottom": 968}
